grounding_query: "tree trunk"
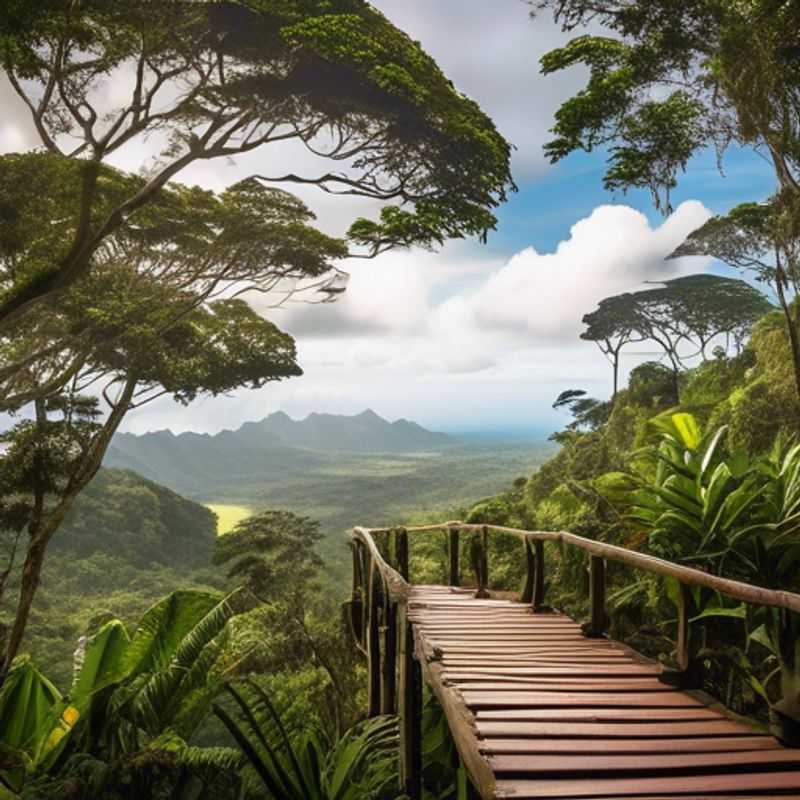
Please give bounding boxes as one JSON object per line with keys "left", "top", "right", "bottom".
{"left": 774, "top": 271, "right": 800, "bottom": 405}
{"left": 0, "top": 376, "right": 136, "bottom": 682}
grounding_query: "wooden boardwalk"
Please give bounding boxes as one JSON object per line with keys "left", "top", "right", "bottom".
{"left": 409, "top": 585, "right": 800, "bottom": 799}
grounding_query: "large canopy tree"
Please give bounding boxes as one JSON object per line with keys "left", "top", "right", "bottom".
{"left": 532, "top": 0, "right": 800, "bottom": 211}
{"left": 671, "top": 201, "right": 800, "bottom": 400}
{"left": 0, "top": 166, "right": 348, "bottom": 677}
{"left": 581, "top": 275, "right": 772, "bottom": 400}
{"left": 0, "top": 0, "right": 514, "bottom": 331}
{"left": 0, "top": 153, "right": 347, "bottom": 410}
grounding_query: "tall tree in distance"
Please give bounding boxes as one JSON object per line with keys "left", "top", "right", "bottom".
{"left": 581, "top": 275, "right": 772, "bottom": 402}
{"left": 580, "top": 294, "right": 644, "bottom": 399}
{"left": 0, "top": 0, "right": 514, "bottom": 334}
{"left": 671, "top": 202, "right": 800, "bottom": 400}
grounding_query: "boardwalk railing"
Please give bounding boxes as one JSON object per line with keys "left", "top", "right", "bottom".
{"left": 347, "top": 521, "right": 800, "bottom": 798}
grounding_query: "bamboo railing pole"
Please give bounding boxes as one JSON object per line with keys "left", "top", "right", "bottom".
{"left": 396, "top": 526, "right": 409, "bottom": 582}
{"left": 676, "top": 581, "right": 691, "bottom": 672}
{"left": 584, "top": 555, "right": 606, "bottom": 637}
{"left": 532, "top": 539, "right": 546, "bottom": 612}
{"left": 348, "top": 542, "right": 365, "bottom": 647}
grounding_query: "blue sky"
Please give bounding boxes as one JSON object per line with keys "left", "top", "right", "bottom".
{"left": 492, "top": 145, "right": 776, "bottom": 258}
{"left": 0, "top": 1, "right": 779, "bottom": 437}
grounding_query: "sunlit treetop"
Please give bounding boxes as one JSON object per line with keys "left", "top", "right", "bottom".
{"left": 0, "top": 0, "right": 514, "bottom": 325}
{"left": 532, "top": 0, "right": 800, "bottom": 211}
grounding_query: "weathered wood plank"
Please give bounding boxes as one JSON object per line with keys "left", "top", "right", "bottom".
{"left": 490, "top": 748, "right": 800, "bottom": 774}
{"left": 477, "top": 719, "right": 751, "bottom": 738}
{"left": 493, "top": 772, "right": 800, "bottom": 798}
{"left": 480, "top": 736, "right": 779, "bottom": 755}
{"left": 463, "top": 691, "right": 703, "bottom": 708}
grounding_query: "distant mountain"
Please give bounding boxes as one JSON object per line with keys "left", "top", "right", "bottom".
{"left": 105, "top": 410, "right": 453, "bottom": 495}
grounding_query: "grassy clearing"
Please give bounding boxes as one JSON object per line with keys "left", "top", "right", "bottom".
{"left": 207, "top": 503, "right": 253, "bottom": 535}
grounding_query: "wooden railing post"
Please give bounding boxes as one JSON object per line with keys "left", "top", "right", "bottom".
{"left": 473, "top": 526, "right": 490, "bottom": 598}
{"left": 348, "top": 542, "right": 365, "bottom": 648}
{"left": 381, "top": 598, "right": 398, "bottom": 714}
{"left": 676, "top": 580, "right": 691, "bottom": 673}
{"left": 582, "top": 555, "right": 606, "bottom": 637}
{"left": 532, "top": 539, "right": 548, "bottom": 612}
{"left": 396, "top": 526, "right": 409, "bottom": 582}
{"left": 399, "top": 606, "right": 422, "bottom": 799}
{"left": 521, "top": 538, "right": 535, "bottom": 603}
{"left": 367, "top": 559, "right": 382, "bottom": 717}
{"left": 448, "top": 526, "right": 460, "bottom": 587}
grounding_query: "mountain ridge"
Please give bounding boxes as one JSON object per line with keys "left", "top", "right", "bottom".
{"left": 106, "top": 409, "right": 454, "bottom": 494}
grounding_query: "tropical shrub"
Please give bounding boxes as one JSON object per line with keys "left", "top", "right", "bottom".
{"left": 0, "top": 589, "right": 252, "bottom": 797}
{"left": 215, "top": 679, "right": 399, "bottom": 800}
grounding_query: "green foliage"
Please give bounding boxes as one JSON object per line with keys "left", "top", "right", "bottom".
{"left": 534, "top": 1, "right": 800, "bottom": 211}
{"left": 0, "top": 0, "right": 513, "bottom": 324}
{"left": 214, "top": 511, "right": 323, "bottom": 603}
{"left": 0, "top": 589, "right": 253, "bottom": 797}
{"left": 215, "top": 680, "right": 398, "bottom": 800}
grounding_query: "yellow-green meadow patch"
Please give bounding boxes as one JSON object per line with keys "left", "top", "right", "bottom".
{"left": 207, "top": 504, "right": 252, "bottom": 535}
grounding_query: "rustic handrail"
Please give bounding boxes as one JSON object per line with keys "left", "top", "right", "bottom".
{"left": 361, "top": 521, "right": 800, "bottom": 615}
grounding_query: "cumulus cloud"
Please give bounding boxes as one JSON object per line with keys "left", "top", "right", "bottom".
{"left": 463, "top": 201, "right": 713, "bottom": 339}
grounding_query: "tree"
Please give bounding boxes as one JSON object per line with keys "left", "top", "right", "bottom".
{"left": 0, "top": 0, "right": 514, "bottom": 332}
{"left": 532, "top": 0, "right": 800, "bottom": 212}
{"left": 214, "top": 511, "right": 356, "bottom": 739}
{"left": 552, "top": 389, "right": 611, "bottom": 432}
{"left": 580, "top": 295, "right": 644, "bottom": 398}
{"left": 0, "top": 162, "right": 349, "bottom": 677}
{"left": 584, "top": 276, "right": 771, "bottom": 401}
{"left": 0, "top": 296, "right": 301, "bottom": 678}
{"left": 670, "top": 201, "right": 800, "bottom": 400}
{"left": 0, "top": 154, "right": 348, "bottom": 410}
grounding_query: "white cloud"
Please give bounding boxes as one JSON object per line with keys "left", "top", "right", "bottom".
{"left": 463, "top": 201, "right": 712, "bottom": 339}
{"left": 122, "top": 200, "right": 715, "bottom": 434}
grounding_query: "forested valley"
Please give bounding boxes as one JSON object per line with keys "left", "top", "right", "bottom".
{"left": 2, "top": 1, "right": 800, "bottom": 798}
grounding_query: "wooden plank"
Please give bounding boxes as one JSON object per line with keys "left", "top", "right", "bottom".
{"left": 493, "top": 771, "right": 800, "bottom": 798}
{"left": 476, "top": 720, "right": 756, "bottom": 738}
{"left": 476, "top": 707, "right": 724, "bottom": 721}
{"left": 490, "top": 748, "right": 800, "bottom": 774}
{"left": 463, "top": 691, "right": 702, "bottom": 708}
{"left": 449, "top": 679, "right": 672, "bottom": 691}
{"left": 480, "top": 736, "right": 780, "bottom": 755}
{"left": 440, "top": 664, "right": 659, "bottom": 675}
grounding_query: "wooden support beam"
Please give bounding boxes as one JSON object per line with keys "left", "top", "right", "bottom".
{"left": 381, "top": 600, "right": 398, "bottom": 714}
{"left": 348, "top": 542, "right": 365, "bottom": 648}
{"left": 449, "top": 527, "right": 460, "bottom": 587}
{"left": 520, "top": 539, "right": 534, "bottom": 604}
{"left": 399, "top": 606, "right": 422, "bottom": 799}
{"left": 474, "top": 526, "right": 490, "bottom": 599}
{"left": 676, "top": 580, "right": 691, "bottom": 672}
{"left": 367, "top": 560, "right": 382, "bottom": 718}
{"left": 532, "top": 540, "right": 547, "bottom": 612}
{"left": 396, "top": 527, "right": 409, "bottom": 582}
{"left": 582, "top": 555, "right": 606, "bottom": 637}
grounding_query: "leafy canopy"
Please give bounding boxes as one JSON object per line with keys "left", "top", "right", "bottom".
{"left": 533, "top": 0, "right": 800, "bottom": 211}
{"left": 0, "top": 0, "right": 514, "bottom": 324}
